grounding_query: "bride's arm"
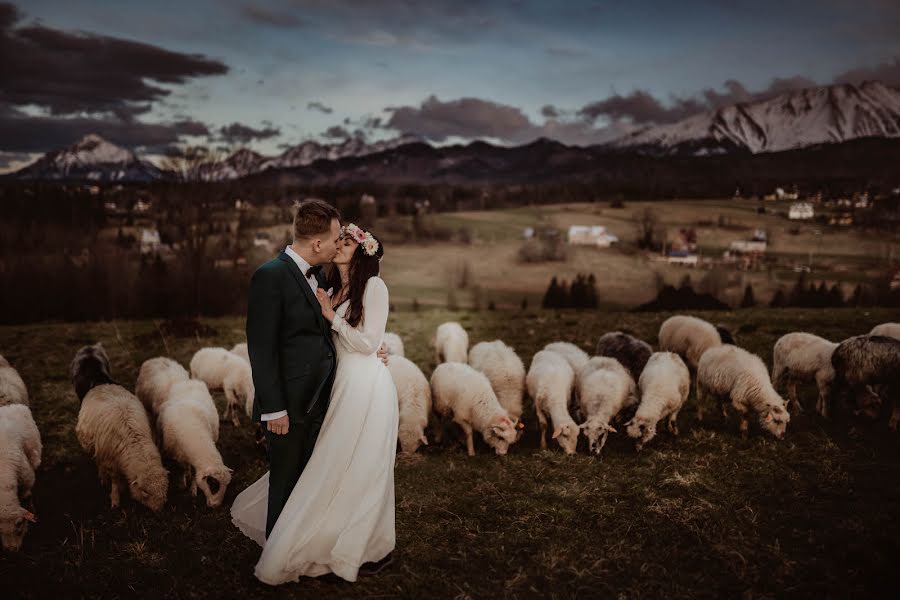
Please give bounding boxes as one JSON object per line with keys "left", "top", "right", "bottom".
{"left": 330, "top": 277, "right": 389, "bottom": 355}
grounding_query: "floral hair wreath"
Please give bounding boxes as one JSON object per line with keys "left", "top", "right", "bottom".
{"left": 341, "top": 223, "right": 380, "bottom": 257}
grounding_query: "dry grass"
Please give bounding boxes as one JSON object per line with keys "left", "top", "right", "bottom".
{"left": 1, "top": 307, "right": 899, "bottom": 598}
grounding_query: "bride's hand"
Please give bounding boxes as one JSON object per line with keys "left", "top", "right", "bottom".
{"left": 316, "top": 288, "right": 336, "bottom": 321}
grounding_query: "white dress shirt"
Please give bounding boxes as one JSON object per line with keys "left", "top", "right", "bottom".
{"left": 260, "top": 245, "right": 321, "bottom": 422}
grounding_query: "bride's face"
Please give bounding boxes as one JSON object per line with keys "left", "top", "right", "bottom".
{"left": 333, "top": 236, "right": 360, "bottom": 265}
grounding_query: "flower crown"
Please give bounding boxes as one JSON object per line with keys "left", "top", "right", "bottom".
{"left": 341, "top": 223, "right": 380, "bottom": 257}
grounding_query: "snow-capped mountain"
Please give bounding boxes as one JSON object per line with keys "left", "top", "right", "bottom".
{"left": 13, "top": 134, "right": 167, "bottom": 182}
{"left": 192, "top": 133, "right": 423, "bottom": 181}
{"left": 609, "top": 81, "right": 900, "bottom": 155}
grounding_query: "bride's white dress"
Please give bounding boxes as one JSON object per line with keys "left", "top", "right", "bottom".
{"left": 231, "top": 276, "right": 399, "bottom": 584}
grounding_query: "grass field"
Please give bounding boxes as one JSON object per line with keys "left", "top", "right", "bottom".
{"left": 2, "top": 306, "right": 899, "bottom": 598}
{"left": 364, "top": 200, "right": 900, "bottom": 311}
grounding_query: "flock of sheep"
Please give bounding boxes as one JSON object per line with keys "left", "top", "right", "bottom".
{"left": 0, "top": 317, "right": 898, "bottom": 552}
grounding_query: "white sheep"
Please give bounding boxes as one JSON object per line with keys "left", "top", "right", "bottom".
{"left": 658, "top": 315, "right": 723, "bottom": 371}
{"left": 230, "top": 342, "right": 250, "bottom": 363}
{"left": 190, "top": 347, "right": 255, "bottom": 426}
{"left": 387, "top": 355, "right": 431, "bottom": 454}
{"left": 431, "top": 362, "right": 520, "bottom": 456}
{"left": 383, "top": 332, "right": 405, "bottom": 357}
{"left": 527, "top": 350, "right": 578, "bottom": 454}
{"left": 771, "top": 332, "right": 838, "bottom": 416}
{"left": 156, "top": 380, "right": 232, "bottom": 507}
{"left": 433, "top": 322, "right": 469, "bottom": 364}
{"left": 0, "top": 354, "right": 28, "bottom": 407}
{"left": 135, "top": 357, "right": 190, "bottom": 416}
{"left": 696, "top": 345, "right": 790, "bottom": 439}
{"left": 577, "top": 357, "right": 638, "bottom": 454}
{"left": 542, "top": 342, "right": 590, "bottom": 374}
{"left": 76, "top": 384, "right": 169, "bottom": 511}
{"left": 870, "top": 323, "right": 900, "bottom": 341}
{"left": 468, "top": 340, "right": 526, "bottom": 422}
{"left": 625, "top": 352, "right": 690, "bottom": 451}
{"left": 0, "top": 404, "right": 41, "bottom": 551}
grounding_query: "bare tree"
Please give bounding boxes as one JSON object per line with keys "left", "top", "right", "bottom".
{"left": 634, "top": 207, "right": 660, "bottom": 250}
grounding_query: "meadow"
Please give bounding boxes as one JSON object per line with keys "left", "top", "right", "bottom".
{"left": 2, "top": 306, "right": 899, "bottom": 598}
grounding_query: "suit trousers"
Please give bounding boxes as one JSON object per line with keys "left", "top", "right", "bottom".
{"left": 263, "top": 403, "right": 328, "bottom": 537}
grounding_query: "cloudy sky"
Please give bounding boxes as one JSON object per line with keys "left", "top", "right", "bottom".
{"left": 2, "top": 0, "right": 899, "bottom": 171}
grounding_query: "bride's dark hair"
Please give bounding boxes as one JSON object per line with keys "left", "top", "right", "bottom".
{"left": 325, "top": 229, "right": 384, "bottom": 327}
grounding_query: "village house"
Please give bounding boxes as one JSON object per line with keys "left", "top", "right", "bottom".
{"left": 789, "top": 202, "right": 814, "bottom": 220}
{"left": 567, "top": 225, "right": 619, "bottom": 248}
{"left": 139, "top": 228, "right": 161, "bottom": 255}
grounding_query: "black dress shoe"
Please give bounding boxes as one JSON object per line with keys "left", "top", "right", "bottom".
{"left": 358, "top": 553, "right": 394, "bottom": 576}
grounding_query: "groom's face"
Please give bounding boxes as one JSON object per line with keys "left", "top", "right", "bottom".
{"left": 319, "top": 218, "right": 341, "bottom": 263}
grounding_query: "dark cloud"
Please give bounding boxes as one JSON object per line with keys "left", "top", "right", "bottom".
{"left": 240, "top": 4, "right": 306, "bottom": 28}
{"left": 0, "top": 102, "right": 209, "bottom": 153}
{"left": 0, "top": 2, "right": 227, "bottom": 118}
{"left": 578, "top": 91, "right": 705, "bottom": 125}
{"left": 835, "top": 56, "right": 900, "bottom": 86}
{"left": 323, "top": 125, "right": 351, "bottom": 139}
{"left": 384, "top": 95, "right": 534, "bottom": 142}
{"left": 307, "top": 101, "right": 334, "bottom": 114}
{"left": 218, "top": 122, "right": 281, "bottom": 144}
{"left": 541, "top": 104, "right": 560, "bottom": 118}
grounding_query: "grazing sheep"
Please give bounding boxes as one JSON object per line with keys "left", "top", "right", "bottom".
{"left": 69, "top": 343, "right": 115, "bottom": 402}
{"left": 594, "top": 332, "right": 653, "bottom": 381}
{"left": 0, "top": 404, "right": 41, "bottom": 551}
{"left": 658, "top": 315, "right": 724, "bottom": 371}
{"left": 577, "top": 357, "right": 638, "bottom": 454}
{"left": 75, "top": 384, "right": 168, "bottom": 511}
{"left": 190, "top": 347, "right": 255, "bottom": 426}
{"left": 388, "top": 356, "right": 431, "bottom": 454}
{"left": 383, "top": 332, "right": 405, "bottom": 357}
{"left": 696, "top": 345, "right": 790, "bottom": 439}
{"left": 468, "top": 340, "right": 526, "bottom": 422}
{"left": 0, "top": 355, "right": 28, "bottom": 407}
{"left": 433, "top": 322, "right": 469, "bottom": 364}
{"left": 626, "top": 352, "right": 690, "bottom": 451}
{"left": 230, "top": 343, "right": 250, "bottom": 363}
{"left": 156, "top": 380, "right": 232, "bottom": 507}
{"left": 431, "top": 362, "right": 519, "bottom": 456}
{"left": 771, "top": 332, "right": 838, "bottom": 416}
{"left": 543, "top": 342, "right": 590, "bottom": 374}
{"left": 135, "top": 357, "right": 190, "bottom": 416}
{"left": 527, "top": 350, "right": 578, "bottom": 454}
{"left": 870, "top": 323, "right": 900, "bottom": 341}
{"left": 830, "top": 335, "right": 900, "bottom": 429}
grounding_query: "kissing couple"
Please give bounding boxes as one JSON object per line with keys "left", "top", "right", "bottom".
{"left": 231, "top": 199, "right": 398, "bottom": 584}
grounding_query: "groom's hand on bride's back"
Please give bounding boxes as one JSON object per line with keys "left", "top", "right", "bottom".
{"left": 267, "top": 415, "right": 290, "bottom": 435}
{"left": 377, "top": 344, "right": 389, "bottom": 365}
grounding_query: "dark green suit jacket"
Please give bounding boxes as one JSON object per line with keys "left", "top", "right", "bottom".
{"left": 246, "top": 251, "right": 337, "bottom": 423}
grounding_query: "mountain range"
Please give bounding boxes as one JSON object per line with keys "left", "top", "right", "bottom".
{"left": 6, "top": 81, "right": 900, "bottom": 190}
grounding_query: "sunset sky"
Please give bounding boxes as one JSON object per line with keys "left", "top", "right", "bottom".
{"left": 2, "top": 0, "right": 899, "bottom": 171}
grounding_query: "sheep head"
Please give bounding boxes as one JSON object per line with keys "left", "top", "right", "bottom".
{"left": 130, "top": 465, "right": 169, "bottom": 511}
{"left": 579, "top": 419, "right": 616, "bottom": 455}
{"left": 625, "top": 416, "right": 657, "bottom": 451}
{"left": 551, "top": 422, "right": 579, "bottom": 455}
{"left": 485, "top": 415, "right": 518, "bottom": 455}
{"left": 759, "top": 404, "right": 790, "bottom": 439}
{"left": 196, "top": 465, "right": 233, "bottom": 508}
{"left": 398, "top": 424, "right": 428, "bottom": 455}
{"left": 0, "top": 507, "right": 36, "bottom": 551}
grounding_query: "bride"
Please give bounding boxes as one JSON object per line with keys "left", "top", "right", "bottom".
{"left": 231, "top": 223, "right": 399, "bottom": 584}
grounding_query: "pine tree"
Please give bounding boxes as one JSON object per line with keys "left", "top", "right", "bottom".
{"left": 827, "top": 283, "right": 844, "bottom": 307}
{"left": 543, "top": 277, "right": 560, "bottom": 309}
{"left": 770, "top": 288, "right": 787, "bottom": 308}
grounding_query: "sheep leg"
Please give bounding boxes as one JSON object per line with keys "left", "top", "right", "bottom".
{"left": 695, "top": 383, "right": 706, "bottom": 422}
{"left": 889, "top": 398, "right": 900, "bottom": 433}
{"left": 668, "top": 412, "right": 680, "bottom": 436}
{"left": 188, "top": 465, "right": 198, "bottom": 496}
{"left": 719, "top": 396, "right": 729, "bottom": 419}
{"left": 536, "top": 410, "right": 548, "bottom": 450}
{"left": 460, "top": 423, "right": 475, "bottom": 457}
{"left": 109, "top": 474, "right": 123, "bottom": 509}
{"left": 433, "top": 417, "right": 444, "bottom": 445}
{"left": 224, "top": 387, "right": 241, "bottom": 426}
{"left": 739, "top": 417, "right": 749, "bottom": 439}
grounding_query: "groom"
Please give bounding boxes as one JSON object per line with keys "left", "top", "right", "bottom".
{"left": 246, "top": 199, "right": 344, "bottom": 537}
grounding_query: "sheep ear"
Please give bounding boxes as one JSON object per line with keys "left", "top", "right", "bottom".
{"left": 764, "top": 412, "right": 774, "bottom": 423}
{"left": 552, "top": 427, "right": 561, "bottom": 439}
{"left": 624, "top": 419, "right": 634, "bottom": 427}
{"left": 23, "top": 511, "right": 37, "bottom": 523}
{"left": 419, "top": 434, "right": 428, "bottom": 446}
{"left": 497, "top": 416, "right": 512, "bottom": 427}
{"left": 607, "top": 425, "right": 617, "bottom": 434}
{"left": 516, "top": 421, "right": 525, "bottom": 430}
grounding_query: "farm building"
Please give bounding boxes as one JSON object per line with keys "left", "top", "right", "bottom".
{"left": 729, "top": 240, "right": 767, "bottom": 253}
{"left": 789, "top": 202, "right": 814, "bottom": 220}
{"left": 567, "top": 225, "right": 619, "bottom": 247}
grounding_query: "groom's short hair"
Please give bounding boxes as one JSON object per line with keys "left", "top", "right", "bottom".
{"left": 293, "top": 199, "right": 340, "bottom": 240}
